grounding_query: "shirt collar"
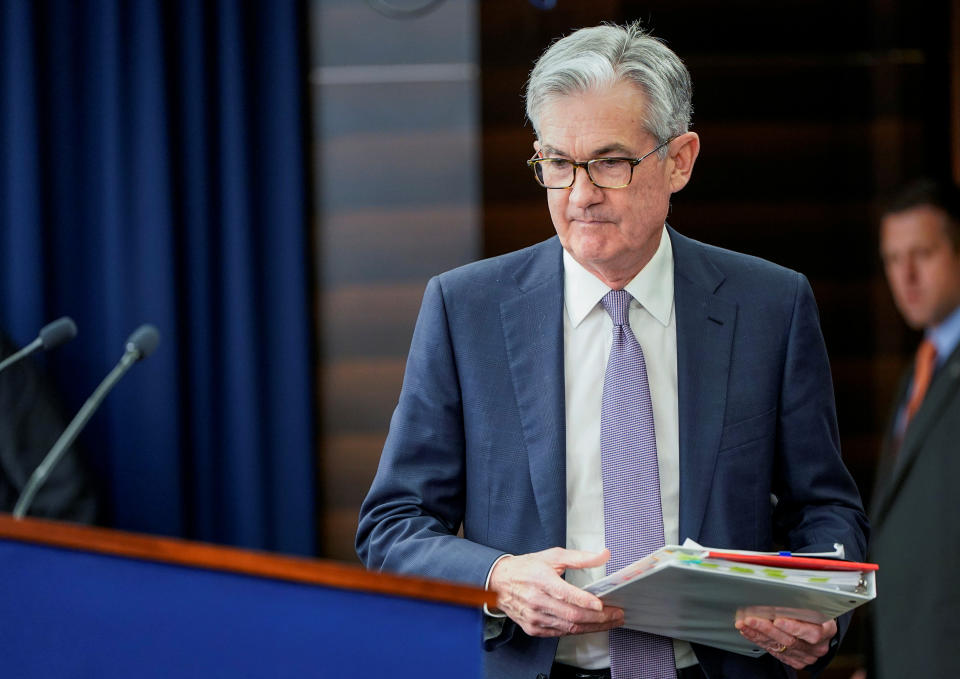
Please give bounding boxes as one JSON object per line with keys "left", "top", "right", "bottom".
{"left": 563, "top": 225, "right": 675, "bottom": 328}
{"left": 927, "top": 302, "right": 960, "bottom": 366}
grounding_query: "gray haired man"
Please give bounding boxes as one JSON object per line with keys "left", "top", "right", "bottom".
{"left": 357, "top": 22, "right": 867, "bottom": 679}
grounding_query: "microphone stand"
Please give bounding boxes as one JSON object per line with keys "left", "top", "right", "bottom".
{"left": 13, "top": 326, "right": 158, "bottom": 519}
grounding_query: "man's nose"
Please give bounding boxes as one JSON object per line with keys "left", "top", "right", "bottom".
{"left": 903, "top": 257, "right": 920, "bottom": 281}
{"left": 568, "top": 167, "right": 604, "bottom": 206}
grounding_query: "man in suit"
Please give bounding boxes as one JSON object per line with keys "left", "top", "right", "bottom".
{"left": 865, "top": 178, "right": 960, "bottom": 678}
{"left": 357, "top": 23, "right": 867, "bottom": 679}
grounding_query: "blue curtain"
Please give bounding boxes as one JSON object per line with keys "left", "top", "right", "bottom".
{"left": 0, "top": 0, "right": 315, "bottom": 555}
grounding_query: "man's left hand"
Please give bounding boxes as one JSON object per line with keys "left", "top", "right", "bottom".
{"left": 735, "top": 615, "right": 837, "bottom": 670}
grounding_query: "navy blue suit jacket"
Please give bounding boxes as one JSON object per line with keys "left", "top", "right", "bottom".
{"left": 357, "top": 228, "right": 867, "bottom": 679}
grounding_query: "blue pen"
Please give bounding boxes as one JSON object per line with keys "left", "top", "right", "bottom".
{"left": 778, "top": 551, "right": 792, "bottom": 556}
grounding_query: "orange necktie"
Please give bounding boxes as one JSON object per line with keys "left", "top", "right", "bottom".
{"left": 904, "top": 339, "right": 938, "bottom": 425}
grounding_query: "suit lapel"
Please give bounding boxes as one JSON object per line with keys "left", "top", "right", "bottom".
{"left": 500, "top": 239, "right": 567, "bottom": 546}
{"left": 869, "top": 372, "right": 910, "bottom": 522}
{"left": 669, "top": 228, "right": 737, "bottom": 542}
{"left": 874, "top": 342, "right": 960, "bottom": 523}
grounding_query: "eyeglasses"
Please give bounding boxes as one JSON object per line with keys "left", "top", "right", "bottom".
{"left": 526, "top": 138, "right": 674, "bottom": 189}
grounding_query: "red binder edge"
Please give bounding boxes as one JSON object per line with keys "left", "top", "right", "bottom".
{"left": 706, "top": 551, "right": 879, "bottom": 571}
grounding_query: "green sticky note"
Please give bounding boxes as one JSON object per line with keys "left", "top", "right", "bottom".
{"left": 762, "top": 569, "right": 787, "bottom": 578}
{"left": 730, "top": 566, "right": 754, "bottom": 574}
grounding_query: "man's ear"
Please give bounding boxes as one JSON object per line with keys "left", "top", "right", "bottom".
{"left": 667, "top": 131, "right": 700, "bottom": 193}
{"left": 533, "top": 139, "right": 542, "bottom": 156}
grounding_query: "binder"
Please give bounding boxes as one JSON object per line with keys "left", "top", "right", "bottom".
{"left": 583, "top": 544, "right": 877, "bottom": 657}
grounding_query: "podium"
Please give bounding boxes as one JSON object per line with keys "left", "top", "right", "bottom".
{"left": 0, "top": 515, "right": 495, "bottom": 678}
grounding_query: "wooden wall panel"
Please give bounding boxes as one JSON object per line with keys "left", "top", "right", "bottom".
{"left": 310, "top": 0, "right": 481, "bottom": 561}
{"left": 953, "top": 0, "right": 960, "bottom": 180}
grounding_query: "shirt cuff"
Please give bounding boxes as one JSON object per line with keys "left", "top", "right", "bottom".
{"left": 483, "top": 553, "right": 512, "bottom": 617}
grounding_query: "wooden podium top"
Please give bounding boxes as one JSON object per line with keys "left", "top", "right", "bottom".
{"left": 0, "top": 514, "right": 496, "bottom": 609}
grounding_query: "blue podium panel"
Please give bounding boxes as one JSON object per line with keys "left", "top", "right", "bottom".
{"left": 0, "top": 538, "right": 484, "bottom": 679}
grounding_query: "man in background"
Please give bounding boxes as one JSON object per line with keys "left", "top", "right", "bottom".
{"left": 358, "top": 22, "right": 867, "bottom": 679}
{"left": 866, "top": 178, "right": 960, "bottom": 678}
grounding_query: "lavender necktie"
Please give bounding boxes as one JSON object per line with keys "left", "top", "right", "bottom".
{"left": 600, "top": 290, "right": 676, "bottom": 679}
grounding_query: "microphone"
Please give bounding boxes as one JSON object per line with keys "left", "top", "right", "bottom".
{"left": 0, "top": 317, "right": 78, "bottom": 376}
{"left": 13, "top": 324, "right": 161, "bottom": 519}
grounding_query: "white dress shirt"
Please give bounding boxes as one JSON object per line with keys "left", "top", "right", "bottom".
{"left": 555, "top": 226, "right": 696, "bottom": 670}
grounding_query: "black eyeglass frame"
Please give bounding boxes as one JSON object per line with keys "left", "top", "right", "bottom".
{"left": 526, "top": 137, "right": 675, "bottom": 189}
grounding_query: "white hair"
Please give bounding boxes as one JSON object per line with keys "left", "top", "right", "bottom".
{"left": 525, "top": 22, "right": 693, "bottom": 156}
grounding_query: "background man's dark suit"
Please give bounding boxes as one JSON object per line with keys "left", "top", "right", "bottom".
{"left": 868, "top": 344, "right": 960, "bottom": 678}
{"left": 357, "top": 227, "right": 867, "bottom": 679}
{"left": 862, "top": 177, "right": 960, "bottom": 679}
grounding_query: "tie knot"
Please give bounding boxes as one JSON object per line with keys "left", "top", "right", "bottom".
{"left": 601, "top": 289, "right": 632, "bottom": 327}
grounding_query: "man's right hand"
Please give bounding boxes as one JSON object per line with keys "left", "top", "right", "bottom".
{"left": 488, "top": 547, "right": 624, "bottom": 637}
